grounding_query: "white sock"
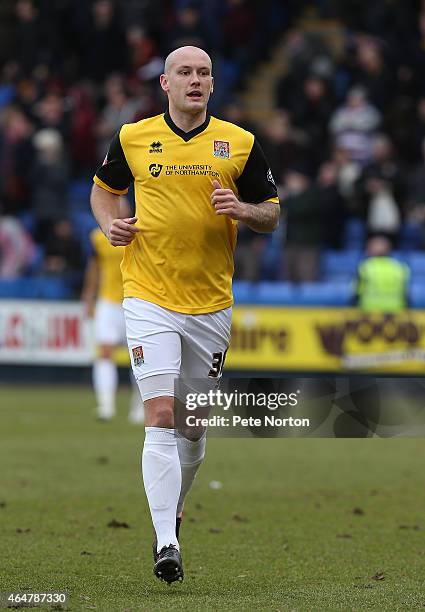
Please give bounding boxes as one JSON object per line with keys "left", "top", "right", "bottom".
{"left": 93, "top": 358, "right": 117, "bottom": 418}
{"left": 142, "top": 427, "right": 181, "bottom": 552}
{"left": 176, "top": 432, "right": 206, "bottom": 515}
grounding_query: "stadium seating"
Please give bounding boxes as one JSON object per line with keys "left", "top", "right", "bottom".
{"left": 297, "top": 281, "right": 352, "bottom": 306}
{"left": 410, "top": 281, "right": 425, "bottom": 308}
{"left": 404, "top": 252, "right": 425, "bottom": 278}
{"left": 0, "top": 278, "right": 72, "bottom": 299}
{"left": 68, "top": 180, "right": 93, "bottom": 213}
{"left": 70, "top": 211, "right": 98, "bottom": 258}
{"left": 398, "top": 221, "right": 424, "bottom": 251}
{"left": 321, "top": 249, "right": 362, "bottom": 281}
{"left": 343, "top": 217, "right": 365, "bottom": 250}
{"left": 233, "top": 280, "right": 352, "bottom": 306}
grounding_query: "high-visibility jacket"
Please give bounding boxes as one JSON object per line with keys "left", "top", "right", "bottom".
{"left": 356, "top": 256, "right": 410, "bottom": 312}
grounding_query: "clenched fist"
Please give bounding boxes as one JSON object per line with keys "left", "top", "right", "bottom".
{"left": 211, "top": 180, "right": 248, "bottom": 222}
{"left": 107, "top": 216, "right": 140, "bottom": 246}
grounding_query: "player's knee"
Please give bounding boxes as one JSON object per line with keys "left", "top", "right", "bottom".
{"left": 144, "top": 397, "right": 174, "bottom": 427}
{"left": 152, "top": 407, "right": 174, "bottom": 427}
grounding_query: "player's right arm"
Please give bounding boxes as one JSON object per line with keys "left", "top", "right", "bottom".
{"left": 91, "top": 185, "right": 139, "bottom": 246}
{"left": 91, "top": 128, "right": 139, "bottom": 246}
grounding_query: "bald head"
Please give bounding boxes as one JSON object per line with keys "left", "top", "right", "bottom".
{"left": 164, "top": 46, "right": 212, "bottom": 75}
{"left": 160, "top": 45, "right": 214, "bottom": 118}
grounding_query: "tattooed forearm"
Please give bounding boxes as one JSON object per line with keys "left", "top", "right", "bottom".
{"left": 242, "top": 201, "right": 280, "bottom": 233}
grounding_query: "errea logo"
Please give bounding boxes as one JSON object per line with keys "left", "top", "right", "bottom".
{"left": 149, "top": 141, "right": 163, "bottom": 153}
{"left": 267, "top": 168, "right": 276, "bottom": 186}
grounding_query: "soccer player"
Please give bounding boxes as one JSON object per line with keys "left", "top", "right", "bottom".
{"left": 91, "top": 46, "right": 279, "bottom": 583}
{"left": 81, "top": 199, "right": 144, "bottom": 423}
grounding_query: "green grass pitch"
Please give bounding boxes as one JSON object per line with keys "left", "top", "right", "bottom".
{"left": 1, "top": 384, "right": 424, "bottom": 611}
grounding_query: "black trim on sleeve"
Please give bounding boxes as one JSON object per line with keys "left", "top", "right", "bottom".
{"left": 236, "top": 138, "right": 279, "bottom": 204}
{"left": 95, "top": 130, "right": 133, "bottom": 191}
{"left": 164, "top": 110, "right": 211, "bottom": 142}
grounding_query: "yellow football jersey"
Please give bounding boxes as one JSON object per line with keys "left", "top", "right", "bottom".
{"left": 90, "top": 228, "right": 124, "bottom": 304}
{"left": 94, "top": 112, "right": 279, "bottom": 314}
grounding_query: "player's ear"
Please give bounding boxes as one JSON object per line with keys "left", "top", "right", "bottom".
{"left": 160, "top": 73, "right": 169, "bottom": 93}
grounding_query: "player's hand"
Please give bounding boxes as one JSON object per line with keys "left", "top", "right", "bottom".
{"left": 107, "top": 217, "right": 140, "bottom": 246}
{"left": 211, "top": 180, "right": 247, "bottom": 221}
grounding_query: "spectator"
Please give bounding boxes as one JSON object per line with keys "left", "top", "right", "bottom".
{"left": 96, "top": 76, "right": 140, "bottom": 157}
{"left": 276, "top": 32, "right": 331, "bottom": 111}
{"left": 0, "top": 215, "right": 35, "bottom": 278}
{"left": 30, "top": 128, "right": 69, "bottom": 244}
{"left": 317, "top": 161, "right": 347, "bottom": 249}
{"left": 219, "top": 100, "right": 256, "bottom": 133}
{"left": 355, "top": 36, "right": 394, "bottom": 111}
{"left": 33, "top": 93, "right": 69, "bottom": 140}
{"left": 234, "top": 226, "right": 267, "bottom": 282}
{"left": 222, "top": 0, "right": 255, "bottom": 65}
{"left": 14, "top": 0, "right": 48, "bottom": 76}
{"left": 411, "top": 98, "right": 425, "bottom": 163}
{"left": 332, "top": 145, "right": 362, "bottom": 208}
{"left": 258, "top": 110, "right": 308, "bottom": 185}
{"left": 355, "top": 134, "right": 404, "bottom": 244}
{"left": 166, "top": 4, "right": 211, "bottom": 53}
{"left": 81, "top": 0, "right": 127, "bottom": 82}
{"left": 291, "top": 74, "right": 335, "bottom": 170}
{"left": 126, "top": 26, "right": 157, "bottom": 77}
{"left": 405, "top": 136, "right": 425, "bottom": 247}
{"left": 329, "top": 86, "right": 381, "bottom": 166}
{"left": 407, "top": 136, "right": 425, "bottom": 211}
{"left": 42, "top": 218, "right": 83, "bottom": 284}
{"left": 354, "top": 236, "right": 410, "bottom": 312}
{"left": 69, "top": 85, "right": 97, "bottom": 178}
{"left": 282, "top": 167, "right": 323, "bottom": 282}
{"left": 0, "top": 107, "right": 34, "bottom": 216}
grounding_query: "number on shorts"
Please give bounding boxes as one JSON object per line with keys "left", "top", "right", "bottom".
{"left": 208, "top": 349, "right": 227, "bottom": 378}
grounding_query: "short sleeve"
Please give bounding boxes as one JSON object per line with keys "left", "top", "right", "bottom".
{"left": 236, "top": 138, "right": 279, "bottom": 204}
{"left": 93, "top": 130, "right": 133, "bottom": 195}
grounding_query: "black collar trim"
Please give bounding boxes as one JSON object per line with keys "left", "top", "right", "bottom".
{"left": 164, "top": 110, "right": 210, "bottom": 142}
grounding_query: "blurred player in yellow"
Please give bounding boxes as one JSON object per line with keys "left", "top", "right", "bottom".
{"left": 81, "top": 200, "right": 144, "bottom": 423}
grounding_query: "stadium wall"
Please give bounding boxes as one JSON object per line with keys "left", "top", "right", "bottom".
{"left": 1, "top": 301, "right": 425, "bottom": 378}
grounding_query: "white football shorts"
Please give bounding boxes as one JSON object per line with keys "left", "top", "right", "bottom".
{"left": 94, "top": 299, "right": 127, "bottom": 346}
{"left": 123, "top": 297, "right": 232, "bottom": 401}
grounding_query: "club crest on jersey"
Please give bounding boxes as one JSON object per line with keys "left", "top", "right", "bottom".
{"left": 132, "top": 345, "right": 144, "bottom": 366}
{"left": 149, "top": 163, "right": 163, "bottom": 177}
{"left": 213, "top": 140, "right": 230, "bottom": 159}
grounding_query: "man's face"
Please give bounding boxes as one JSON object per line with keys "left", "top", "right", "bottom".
{"left": 161, "top": 54, "right": 213, "bottom": 115}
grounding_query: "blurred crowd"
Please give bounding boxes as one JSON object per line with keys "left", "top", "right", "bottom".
{"left": 2, "top": 0, "right": 425, "bottom": 289}
{"left": 236, "top": 0, "right": 425, "bottom": 282}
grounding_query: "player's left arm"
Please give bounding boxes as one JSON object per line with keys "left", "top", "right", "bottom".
{"left": 212, "top": 182, "right": 279, "bottom": 232}
{"left": 212, "top": 137, "right": 280, "bottom": 233}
